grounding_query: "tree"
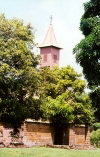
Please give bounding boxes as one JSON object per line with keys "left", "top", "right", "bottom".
{"left": 0, "top": 14, "right": 41, "bottom": 132}
{"left": 73, "top": 0, "right": 100, "bottom": 87}
{"left": 39, "top": 66, "right": 93, "bottom": 127}
{"left": 73, "top": 0, "right": 100, "bottom": 121}
{"left": 90, "top": 88, "right": 100, "bottom": 121}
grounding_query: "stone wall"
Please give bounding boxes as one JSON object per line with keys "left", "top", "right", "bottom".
{"left": 0, "top": 123, "right": 23, "bottom": 147}
{"left": 23, "top": 122, "right": 90, "bottom": 149}
{"left": 23, "top": 121, "right": 55, "bottom": 146}
{"left": 69, "top": 125, "right": 90, "bottom": 149}
{"left": 0, "top": 122, "right": 91, "bottom": 149}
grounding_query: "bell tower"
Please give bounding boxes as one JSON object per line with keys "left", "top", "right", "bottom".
{"left": 39, "top": 18, "right": 62, "bottom": 67}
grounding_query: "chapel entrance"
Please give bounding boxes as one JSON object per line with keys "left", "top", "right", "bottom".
{"left": 54, "top": 126, "right": 63, "bottom": 145}
{"left": 54, "top": 126, "right": 69, "bottom": 145}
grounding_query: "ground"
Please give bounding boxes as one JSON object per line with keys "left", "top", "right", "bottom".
{"left": 0, "top": 147, "right": 100, "bottom": 157}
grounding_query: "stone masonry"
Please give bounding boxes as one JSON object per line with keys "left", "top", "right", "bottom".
{"left": 0, "top": 121, "right": 90, "bottom": 149}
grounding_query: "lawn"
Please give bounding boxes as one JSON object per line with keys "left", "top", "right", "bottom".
{"left": 0, "top": 147, "right": 100, "bottom": 157}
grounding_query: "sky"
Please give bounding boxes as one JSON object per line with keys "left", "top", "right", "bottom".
{"left": 0, "top": 0, "right": 88, "bottom": 74}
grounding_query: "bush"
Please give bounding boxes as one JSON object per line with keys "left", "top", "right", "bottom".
{"left": 90, "top": 129, "right": 100, "bottom": 147}
{"left": 92, "top": 123, "right": 100, "bottom": 131}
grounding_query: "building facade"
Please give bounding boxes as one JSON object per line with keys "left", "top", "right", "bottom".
{"left": 0, "top": 121, "right": 90, "bottom": 149}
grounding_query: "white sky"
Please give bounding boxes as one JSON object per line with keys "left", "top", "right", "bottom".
{"left": 0, "top": 0, "right": 88, "bottom": 74}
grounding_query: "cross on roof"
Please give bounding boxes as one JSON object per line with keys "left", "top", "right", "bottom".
{"left": 50, "top": 15, "right": 53, "bottom": 25}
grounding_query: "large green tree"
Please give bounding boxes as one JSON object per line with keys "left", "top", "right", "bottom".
{"left": 0, "top": 14, "right": 41, "bottom": 131}
{"left": 39, "top": 66, "right": 93, "bottom": 127}
{"left": 73, "top": 0, "right": 100, "bottom": 121}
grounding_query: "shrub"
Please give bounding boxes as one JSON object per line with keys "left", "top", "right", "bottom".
{"left": 92, "top": 123, "right": 100, "bottom": 131}
{"left": 90, "top": 129, "right": 100, "bottom": 147}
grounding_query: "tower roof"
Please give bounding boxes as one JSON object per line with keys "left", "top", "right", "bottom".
{"left": 39, "top": 24, "right": 61, "bottom": 49}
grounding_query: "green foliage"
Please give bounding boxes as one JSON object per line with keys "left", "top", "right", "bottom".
{"left": 90, "top": 129, "right": 100, "bottom": 147}
{"left": 0, "top": 14, "right": 40, "bottom": 131}
{"left": 41, "top": 93, "right": 74, "bottom": 126}
{"left": 83, "top": 0, "right": 100, "bottom": 18}
{"left": 73, "top": 0, "right": 100, "bottom": 122}
{"left": 90, "top": 88, "right": 100, "bottom": 121}
{"left": 73, "top": 0, "right": 100, "bottom": 87}
{"left": 39, "top": 66, "right": 93, "bottom": 126}
{"left": 92, "top": 123, "right": 100, "bottom": 131}
{"left": 39, "top": 66, "right": 85, "bottom": 98}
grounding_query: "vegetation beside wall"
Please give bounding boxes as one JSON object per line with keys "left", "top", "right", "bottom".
{"left": 90, "top": 123, "right": 100, "bottom": 147}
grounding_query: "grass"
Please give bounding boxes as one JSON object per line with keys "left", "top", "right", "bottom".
{"left": 0, "top": 147, "right": 100, "bottom": 157}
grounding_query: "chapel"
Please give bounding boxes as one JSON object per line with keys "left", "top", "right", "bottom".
{"left": 0, "top": 19, "right": 91, "bottom": 149}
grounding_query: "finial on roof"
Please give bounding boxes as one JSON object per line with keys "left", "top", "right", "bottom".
{"left": 39, "top": 16, "right": 62, "bottom": 49}
{"left": 50, "top": 15, "right": 53, "bottom": 25}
